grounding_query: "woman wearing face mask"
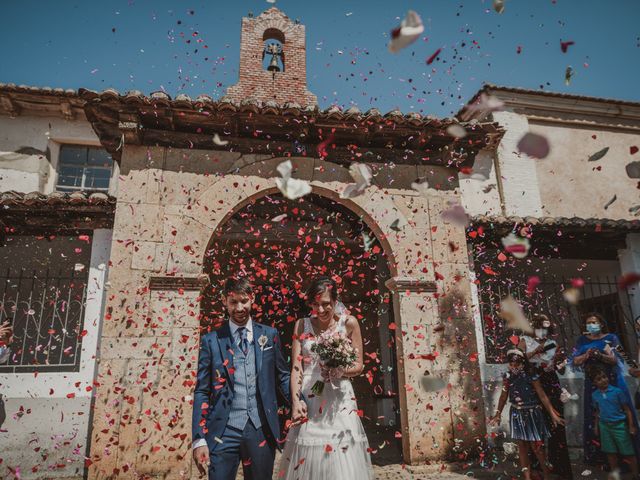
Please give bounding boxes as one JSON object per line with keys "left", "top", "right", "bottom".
{"left": 518, "top": 314, "right": 572, "bottom": 479}
{"left": 571, "top": 312, "right": 640, "bottom": 466}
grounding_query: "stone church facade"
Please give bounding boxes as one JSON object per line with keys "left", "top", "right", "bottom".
{"left": 0, "top": 6, "right": 638, "bottom": 480}
{"left": 81, "top": 8, "right": 499, "bottom": 477}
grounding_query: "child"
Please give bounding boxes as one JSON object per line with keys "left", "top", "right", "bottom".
{"left": 590, "top": 366, "right": 639, "bottom": 479}
{"left": 490, "top": 349, "right": 565, "bottom": 480}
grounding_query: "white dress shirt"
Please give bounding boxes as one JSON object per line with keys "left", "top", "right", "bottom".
{"left": 192, "top": 318, "right": 253, "bottom": 450}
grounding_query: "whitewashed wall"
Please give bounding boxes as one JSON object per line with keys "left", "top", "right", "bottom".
{"left": 0, "top": 231, "right": 111, "bottom": 479}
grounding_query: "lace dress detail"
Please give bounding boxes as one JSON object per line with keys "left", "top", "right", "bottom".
{"left": 277, "top": 314, "right": 373, "bottom": 479}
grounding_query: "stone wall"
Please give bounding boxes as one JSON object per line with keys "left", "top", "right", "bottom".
{"left": 87, "top": 145, "right": 486, "bottom": 477}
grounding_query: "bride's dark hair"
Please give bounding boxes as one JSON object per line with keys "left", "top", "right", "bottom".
{"left": 304, "top": 276, "right": 338, "bottom": 304}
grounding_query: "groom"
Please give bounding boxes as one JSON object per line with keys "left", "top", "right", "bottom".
{"left": 192, "top": 276, "right": 294, "bottom": 479}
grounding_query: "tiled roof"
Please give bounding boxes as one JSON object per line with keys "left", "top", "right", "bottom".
{"left": 0, "top": 191, "right": 116, "bottom": 231}
{"left": 0, "top": 83, "right": 78, "bottom": 97}
{"left": 472, "top": 214, "right": 640, "bottom": 231}
{"left": 0, "top": 82, "right": 471, "bottom": 126}
{"left": 78, "top": 87, "right": 467, "bottom": 128}
{"left": 457, "top": 83, "right": 640, "bottom": 126}
{"left": 470, "top": 83, "right": 640, "bottom": 108}
{"left": 0, "top": 190, "right": 116, "bottom": 207}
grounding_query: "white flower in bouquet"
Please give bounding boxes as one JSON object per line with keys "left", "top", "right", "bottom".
{"left": 310, "top": 330, "right": 357, "bottom": 395}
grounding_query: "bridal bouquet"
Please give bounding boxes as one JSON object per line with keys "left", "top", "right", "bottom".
{"left": 310, "top": 330, "right": 357, "bottom": 395}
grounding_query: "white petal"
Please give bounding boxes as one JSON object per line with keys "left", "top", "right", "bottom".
{"left": 446, "top": 124, "right": 467, "bottom": 139}
{"left": 349, "top": 163, "right": 372, "bottom": 187}
{"left": 411, "top": 180, "right": 430, "bottom": 196}
{"left": 441, "top": 203, "right": 470, "bottom": 227}
{"left": 276, "top": 177, "right": 312, "bottom": 200}
{"left": 213, "top": 133, "right": 228, "bottom": 146}
{"left": 276, "top": 160, "right": 293, "bottom": 180}
{"left": 563, "top": 288, "right": 580, "bottom": 305}
{"left": 499, "top": 296, "right": 533, "bottom": 334}
{"left": 388, "top": 10, "right": 424, "bottom": 53}
{"left": 271, "top": 213, "right": 288, "bottom": 222}
{"left": 340, "top": 184, "right": 363, "bottom": 199}
{"left": 500, "top": 233, "right": 531, "bottom": 259}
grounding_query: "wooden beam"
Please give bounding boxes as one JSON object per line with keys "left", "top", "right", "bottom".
{"left": 60, "top": 101, "right": 75, "bottom": 120}
{"left": 149, "top": 274, "right": 210, "bottom": 291}
{"left": 0, "top": 95, "right": 20, "bottom": 117}
{"left": 385, "top": 277, "right": 438, "bottom": 293}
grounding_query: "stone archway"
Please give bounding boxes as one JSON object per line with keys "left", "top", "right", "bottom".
{"left": 200, "top": 191, "right": 404, "bottom": 464}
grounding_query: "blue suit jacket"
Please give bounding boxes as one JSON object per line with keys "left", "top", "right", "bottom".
{"left": 192, "top": 321, "right": 291, "bottom": 450}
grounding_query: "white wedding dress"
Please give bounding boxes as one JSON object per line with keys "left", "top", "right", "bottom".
{"left": 277, "top": 314, "right": 373, "bottom": 480}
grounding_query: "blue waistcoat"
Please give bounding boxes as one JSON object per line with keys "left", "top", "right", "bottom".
{"left": 227, "top": 337, "right": 262, "bottom": 430}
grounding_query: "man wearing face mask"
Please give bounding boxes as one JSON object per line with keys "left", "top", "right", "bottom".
{"left": 518, "top": 314, "right": 573, "bottom": 479}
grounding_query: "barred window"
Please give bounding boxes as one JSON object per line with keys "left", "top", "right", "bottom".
{"left": 0, "top": 235, "right": 91, "bottom": 373}
{"left": 56, "top": 145, "right": 113, "bottom": 192}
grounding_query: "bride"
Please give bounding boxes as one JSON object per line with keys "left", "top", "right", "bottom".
{"left": 277, "top": 276, "right": 373, "bottom": 479}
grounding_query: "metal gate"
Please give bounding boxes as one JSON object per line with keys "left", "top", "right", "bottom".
{"left": 477, "top": 274, "right": 636, "bottom": 364}
{"left": 0, "top": 267, "right": 88, "bottom": 373}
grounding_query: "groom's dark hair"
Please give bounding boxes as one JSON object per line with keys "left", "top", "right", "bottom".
{"left": 223, "top": 276, "right": 254, "bottom": 296}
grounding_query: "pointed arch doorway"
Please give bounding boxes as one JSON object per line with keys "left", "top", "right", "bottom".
{"left": 200, "top": 191, "right": 403, "bottom": 464}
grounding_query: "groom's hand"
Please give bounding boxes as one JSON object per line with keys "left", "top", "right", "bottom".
{"left": 193, "top": 446, "right": 210, "bottom": 476}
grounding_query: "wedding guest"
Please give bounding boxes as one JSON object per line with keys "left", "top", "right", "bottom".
{"left": 490, "top": 349, "right": 565, "bottom": 480}
{"left": 590, "top": 366, "right": 639, "bottom": 479}
{"left": 518, "top": 314, "right": 573, "bottom": 479}
{"left": 571, "top": 312, "right": 640, "bottom": 465}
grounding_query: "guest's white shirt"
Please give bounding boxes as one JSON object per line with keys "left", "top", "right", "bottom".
{"left": 192, "top": 318, "right": 253, "bottom": 450}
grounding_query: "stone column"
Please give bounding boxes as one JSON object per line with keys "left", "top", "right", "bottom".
{"left": 88, "top": 274, "right": 208, "bottom": 479}
{"left": 383, "top": 189, "right": 487, "bottom": 465}
{"left": 385, "top": 271, "right": 486, "bottom": 464}
{"left": 385, "top": 277, "right": 449, "bottom": 463}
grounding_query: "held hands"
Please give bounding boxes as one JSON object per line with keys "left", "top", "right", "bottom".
{"left": 193, "top": 445, "right": 210, "bottom": 476}
{"left": 291, "top": 399, "right": 308, "bottom": 424}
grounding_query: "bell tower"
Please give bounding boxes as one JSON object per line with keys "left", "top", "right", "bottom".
{"left": 224, "top": 8, "right": 317, "bottom": 108}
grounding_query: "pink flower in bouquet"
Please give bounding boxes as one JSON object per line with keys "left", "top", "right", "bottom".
{"left": 310, "top": 330, "right": 357, "bottom": 395}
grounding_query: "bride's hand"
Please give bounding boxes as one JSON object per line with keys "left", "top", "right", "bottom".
{"left": 322, "top": 365, "right": 345, "bottom": 381}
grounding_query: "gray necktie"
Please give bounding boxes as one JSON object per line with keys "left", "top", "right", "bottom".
{"left": 237, "top": 327, "right": 249, "bottom": 355}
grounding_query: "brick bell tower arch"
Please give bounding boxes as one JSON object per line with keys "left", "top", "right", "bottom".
{"left": 224, "top": 7, "right": 317, "bottom": 107}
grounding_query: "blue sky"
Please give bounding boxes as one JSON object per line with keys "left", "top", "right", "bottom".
{"left": 1, "top": 0, "right": 639, "bottom": 117}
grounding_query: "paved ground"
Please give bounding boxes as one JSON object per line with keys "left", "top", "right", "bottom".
{"left": 371, "top": 459, "right": 619, "bottom": 479}
{"left": 236, "top": 452, "right": 621, "bottom": 480}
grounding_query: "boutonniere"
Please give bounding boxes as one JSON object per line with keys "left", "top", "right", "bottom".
{"left": 258, "top": 335, "right": 268, "bottom": 351}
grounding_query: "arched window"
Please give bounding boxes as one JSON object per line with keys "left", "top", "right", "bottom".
{"left": 262, "top": 28, "right": 285, "bottom": 72}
